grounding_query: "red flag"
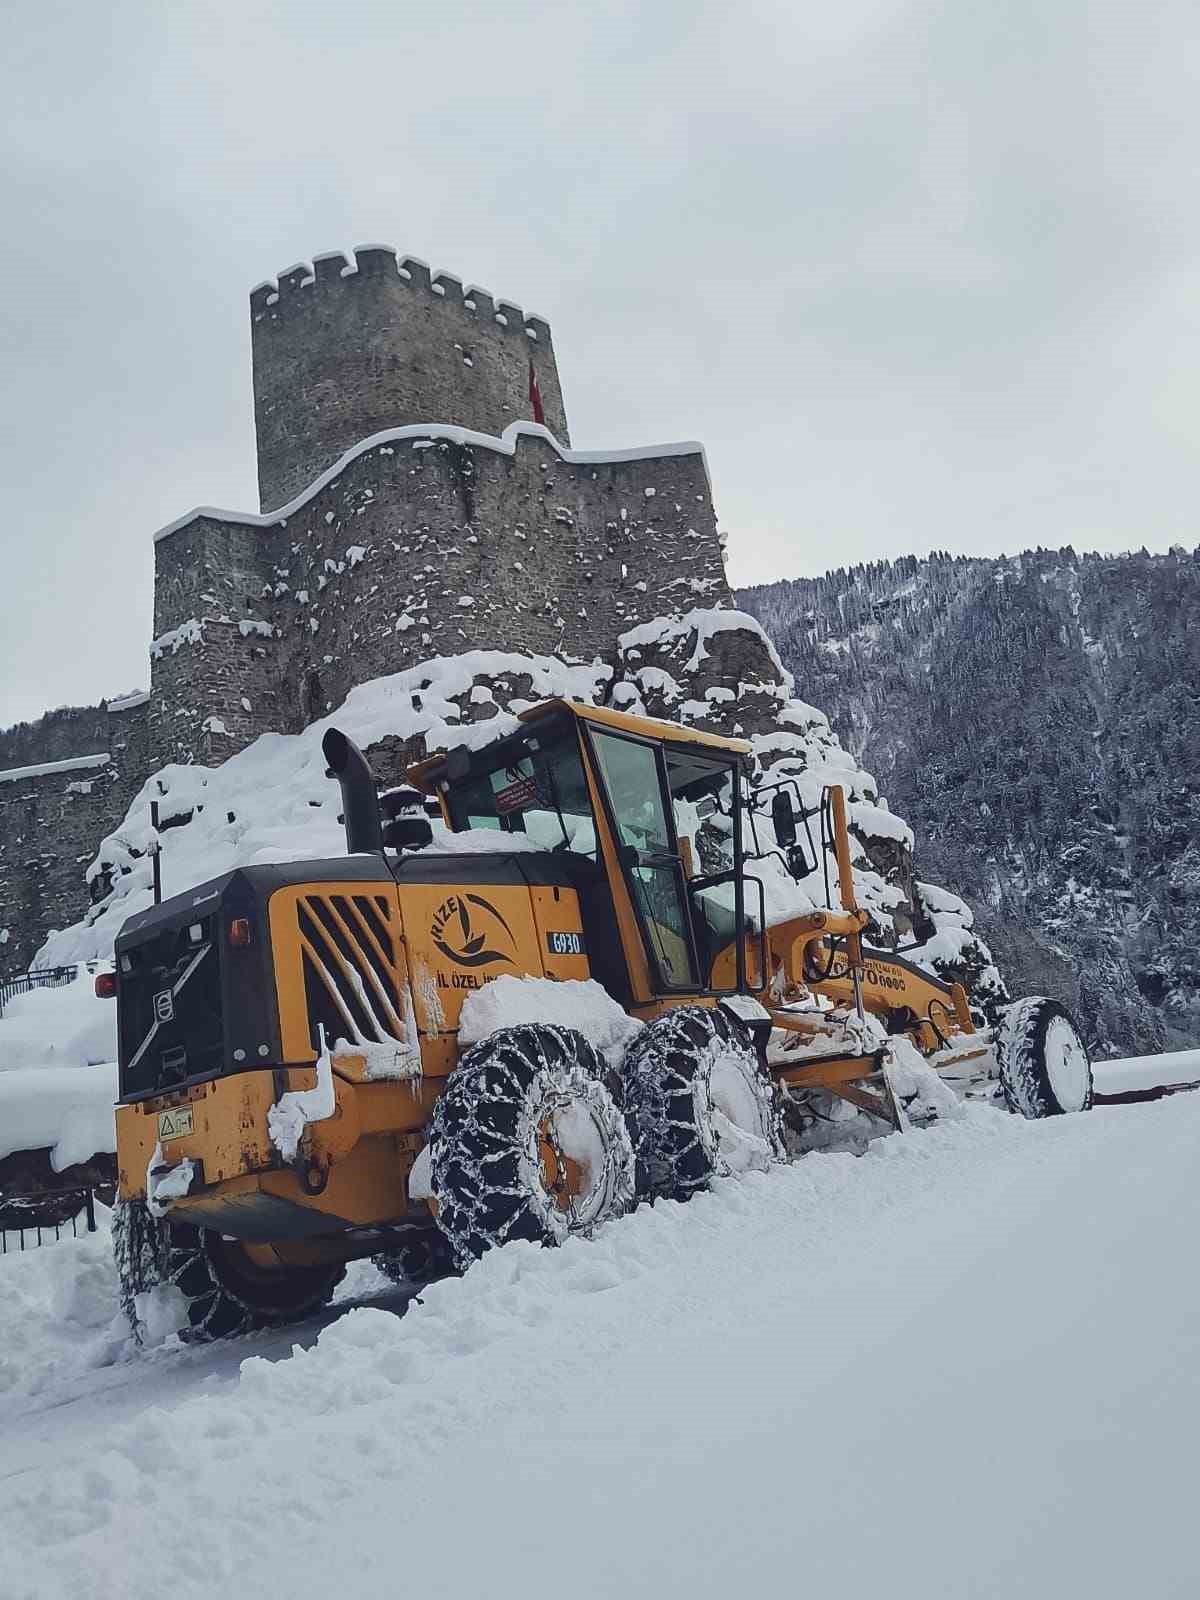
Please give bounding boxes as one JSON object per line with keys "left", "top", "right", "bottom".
{"left": 528, "top": 360, "right": 546, "bottom": 427}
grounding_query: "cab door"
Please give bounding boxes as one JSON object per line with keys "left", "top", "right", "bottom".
{"left": 585, "top": 727, "right": 703, "bottom": 996}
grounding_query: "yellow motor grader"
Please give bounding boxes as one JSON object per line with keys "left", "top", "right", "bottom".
{"left": 106, "top": 699, "right": 1092, "bottom": 1338}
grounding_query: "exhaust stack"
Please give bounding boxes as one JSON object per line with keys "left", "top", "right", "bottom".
{"left": 322, "top": 727, "right": 384, "bottom": 856}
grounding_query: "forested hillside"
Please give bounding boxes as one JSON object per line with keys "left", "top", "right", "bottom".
{"left": 740, "top": 547, "right": 1200, "bottom": 1058}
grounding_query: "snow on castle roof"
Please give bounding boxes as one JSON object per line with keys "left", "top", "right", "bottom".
{"left": 152, "top": 421, "right": 710, "bottom": 545}
{"left": 0, "top": 753, "right": 110, "bottom": 785}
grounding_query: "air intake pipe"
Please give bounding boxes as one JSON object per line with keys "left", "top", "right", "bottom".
{"left": 322, "top": 727, "right": 384, "bottom": 856}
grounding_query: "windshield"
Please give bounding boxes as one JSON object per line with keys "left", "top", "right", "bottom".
{"left": 445, "top": 723, "right": 597, "bottom": 857}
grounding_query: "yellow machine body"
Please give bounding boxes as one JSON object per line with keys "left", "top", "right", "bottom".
{"left": 113, "top": 698, "right": 980, "bottom": 1254}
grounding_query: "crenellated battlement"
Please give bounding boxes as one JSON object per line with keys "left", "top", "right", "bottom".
{"left": 249, "top": 244, "right": 552, "bottom": 346}
{"left": 251, "top": 243, "right": 569, "bottom": 512}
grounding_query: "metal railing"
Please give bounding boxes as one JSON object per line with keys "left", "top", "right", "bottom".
{"left": 0, "top": 1189, "right": 98, "bottom": 1252}
{"left": 0, "top": 965, "right": 83, "bottom": 1015}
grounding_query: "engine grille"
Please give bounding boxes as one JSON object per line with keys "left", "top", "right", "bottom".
{"left": 298, "top": 891, "right": 411, "bottom": 1054}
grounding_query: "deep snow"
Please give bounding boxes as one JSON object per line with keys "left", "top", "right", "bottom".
{"left": 0, "top": 971, "right": 118, "bottom": 1165}
{"left": 3, "top": 1092, "right": 1199, "bottom": 1598}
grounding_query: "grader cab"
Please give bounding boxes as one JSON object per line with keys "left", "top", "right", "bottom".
{"left": 107, "top": 699, "right": 1092, "bottom": 1339}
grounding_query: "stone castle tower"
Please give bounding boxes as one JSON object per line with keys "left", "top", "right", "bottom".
{"left": 146, "top": 244, "right": 729, "bottom": 769}
{"left": 0, "top": 245, "right": 732, "bottom": 969}
{"left": 250, "top": 250, "right": 570, "bottom": 511}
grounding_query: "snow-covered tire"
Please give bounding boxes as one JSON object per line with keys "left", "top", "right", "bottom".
{"left": 112, "top": 1198, "right": 344, "bottom": 1343}
{"left": 996, "top": 997, "right": 1093, "bottom": 1119}
{"left": 429, "top": 1024, "right": 635, "bottom": 1270}
{"left": 622, "top": 1006, "right": 784, "bottom": 1200}
{"left": 372, "top": 1227, "right": 456, "bottom": 1288}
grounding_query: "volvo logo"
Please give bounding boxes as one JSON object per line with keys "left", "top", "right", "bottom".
{"left": 153, "top": 989, "right": 175, "bottom": 1023}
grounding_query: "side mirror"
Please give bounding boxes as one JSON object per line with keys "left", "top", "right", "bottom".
{"left": 383, "top": 816, "right": 434, "bottom": 852}
{"left": 771, "top": 790, "right": 798, "bottom": 848}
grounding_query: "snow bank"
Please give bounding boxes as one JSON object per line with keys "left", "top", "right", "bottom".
{"left": 0, "top": 972, "right": 117, "bottom": 1165}
{"left": 0, "top": 1207, "right": 126, "bottom": 1398}
{"left": 0, "top": 969, "right": 116, "bottom": 1074}
{"left": 1093, "top": 1048, "right": 1200, "bottom": 1097}
{"left": 915, "top": 879, "right": 975, "bottom": 924}
{"left": 459, "top": 976, "right": 642, "bottom": 1067}
{"left": 8, "top": 1095, "right": 1200, "bottom": 1599}
{"left": 0, "top": 1066, "right": 117, "bottom": 1166}
{"left": 0, "top": 1214, "right": 395, "bottom": 1408}
{"left": 0, "top": 966, "right": 116, "bottom": 1068}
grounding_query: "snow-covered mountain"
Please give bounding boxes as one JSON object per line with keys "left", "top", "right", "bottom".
{"left": 740, "top": 546, "right": 1200, "bottom": 1057}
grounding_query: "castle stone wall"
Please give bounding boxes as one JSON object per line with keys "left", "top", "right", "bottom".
{"left": 150, "top": 426, "right": 729, "bottom": 765}
{"left": 151, "top": 516, "right": 277, "bottom": 638}
{"left": 0, "top": 696, "right": 150, "bottom": 973}
{"left": 251, "top": 247, "right": 569, "bottom": 512}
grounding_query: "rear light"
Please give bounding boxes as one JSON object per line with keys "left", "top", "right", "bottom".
{"left": 228, "top": 917, "right": 252, "bottom": 948}
{"left": 94, "top": 972, "right": 117, "bottom": 998}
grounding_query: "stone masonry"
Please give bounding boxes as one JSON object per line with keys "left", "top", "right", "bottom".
{"left": 0, "top": 694, "right": 151, "bottom": 970}
{"left": 149, "top": 429, "right": 727, "bottom": 766}
{"left": 252, "top": 248, "right": 570, "bottom": 512}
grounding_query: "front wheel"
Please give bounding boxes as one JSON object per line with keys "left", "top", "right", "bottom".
{"left": 429, "top": 1024, "right": 636, "bottom": 1270}
{"left": 996, "top": 997, "right": 1093, "bottom": 1118}
{"left": 623, "top": 1005, "right": 784, "bottom": 1200}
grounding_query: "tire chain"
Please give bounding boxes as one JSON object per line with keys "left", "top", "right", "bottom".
{"left": 429, "top": 1023, "right": 635, "bottom": 1271}
{"left": 112, "top": 1198, "right": 342, "bottom": 1342}
{"left": 622, "top": 1006, "right": 783, "bottom": 1200}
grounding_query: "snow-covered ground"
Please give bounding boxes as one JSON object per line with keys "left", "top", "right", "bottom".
{"left": 4, "top": 1092, "right": 1199, "bottom": 1598}
{"left": 0, "top": 970, "right": 118, "bottom": 1166}
{"left": 1093, "top": 1048, "right": 1200, "bottom": 1100}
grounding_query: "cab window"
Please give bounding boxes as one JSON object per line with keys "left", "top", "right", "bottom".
{"left": 590, "top": 731, "right": 700, "bottom": 990}
{"left": 445, "top": 727, "right": 597, "bottom": 858}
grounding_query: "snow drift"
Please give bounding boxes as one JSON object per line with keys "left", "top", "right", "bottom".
{"left": 5, "top": 1092, "right": 1200, "bottom": 1598}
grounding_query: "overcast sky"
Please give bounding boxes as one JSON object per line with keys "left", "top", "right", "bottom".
{"left": 1, "top": 0, "right": 1197, "bottom": 728}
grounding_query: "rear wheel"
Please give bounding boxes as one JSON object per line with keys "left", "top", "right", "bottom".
{"left": 112, "top": 1198, "right": 344, "bottom": 1342}
{"left": 996, "top": 997, "right": 1093, "bottom": 1118}
{"left": 623, "top": 1005, "right": 783, "bottom": 1200}
{"left": 429, "top": 1024, "right": 635, "bottom": 1270}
